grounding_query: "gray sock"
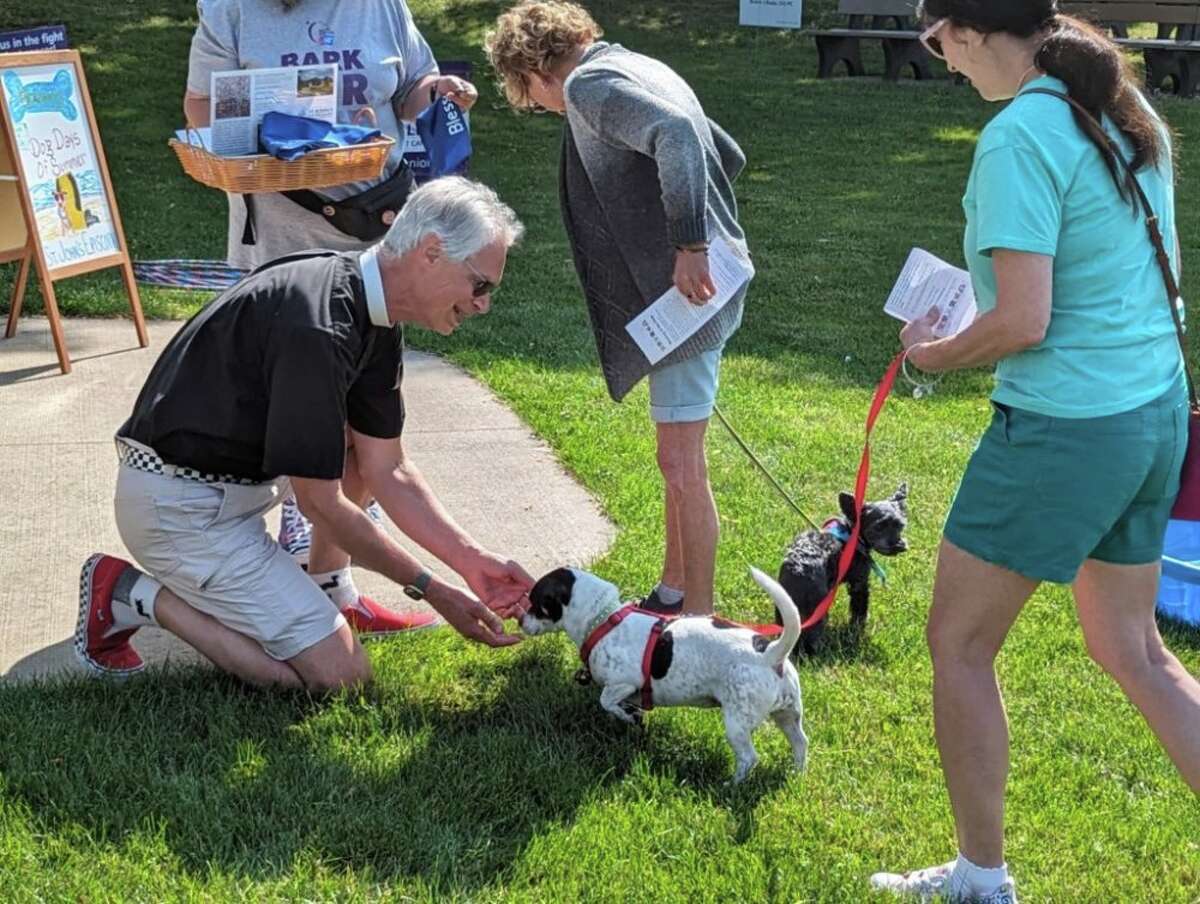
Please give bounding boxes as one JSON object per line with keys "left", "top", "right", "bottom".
{"left": 111, "top": 566, "right": 141, "bottom": 605}
{"left": 655, "top": 583, "right": 684, "bottom": 605}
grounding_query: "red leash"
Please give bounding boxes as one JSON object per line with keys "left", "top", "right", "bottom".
{"left": 799, "top": 351, "right": 904, "bottom": 630}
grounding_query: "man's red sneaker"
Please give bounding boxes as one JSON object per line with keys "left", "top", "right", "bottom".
{"left": 341, "top": 595, "right": 439, "bottom": 638}
{"left": 75, "top": 554, "right": 145, "bottom": 677}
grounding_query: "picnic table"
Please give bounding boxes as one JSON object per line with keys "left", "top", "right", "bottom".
{"left": 808, "top": 0, "right": 933, "bottom": 82}
{"left": 1063, "top": 1, "right": 1200, "bottom": 95}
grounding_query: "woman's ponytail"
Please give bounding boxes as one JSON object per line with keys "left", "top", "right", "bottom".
{"left": 1036, "top": 15, "right": 1170, "bottom": 206}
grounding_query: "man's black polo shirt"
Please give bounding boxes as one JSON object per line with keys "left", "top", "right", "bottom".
{"left": 120, "top": 250, "right": 404, "bottom": 481}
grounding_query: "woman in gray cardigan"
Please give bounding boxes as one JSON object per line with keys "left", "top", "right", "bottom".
{"left": 487, "top": 1, "right": 749, "bottom": 616}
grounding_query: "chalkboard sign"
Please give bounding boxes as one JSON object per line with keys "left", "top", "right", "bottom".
{"left": 0, "top": 50, "right": 145, "bottom": 375}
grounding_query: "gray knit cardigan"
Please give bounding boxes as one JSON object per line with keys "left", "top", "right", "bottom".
{"left": 560, "top": 42, "right": 748, "bottom": 402}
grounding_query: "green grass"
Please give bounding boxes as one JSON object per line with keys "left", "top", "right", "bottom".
{"left": 3, "top": 1, "right": 1200, "bottom": 900}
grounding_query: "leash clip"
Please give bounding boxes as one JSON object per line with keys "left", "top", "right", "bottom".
{"left": 573, "top": 666, "right": 593, "bottom": 686}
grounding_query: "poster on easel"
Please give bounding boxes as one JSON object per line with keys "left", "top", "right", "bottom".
{"left": 0, "top": 49, "right": 146, "bottom": 375}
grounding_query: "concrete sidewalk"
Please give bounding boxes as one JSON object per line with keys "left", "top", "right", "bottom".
{"left": 0, "top": 317, "right": 615, "bottom": 681}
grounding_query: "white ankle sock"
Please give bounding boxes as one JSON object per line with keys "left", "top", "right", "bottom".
{"left": 110, "top": 570, "right": 161, "bottom": 633}
{"left": 655, "top": 583, "right": 684, "bottom": 605}
{"left": 949, "top": 851, "right": 1008, "bottom": 898}
{"left": 310, "top": 567, "right": 359, "bottom": 610}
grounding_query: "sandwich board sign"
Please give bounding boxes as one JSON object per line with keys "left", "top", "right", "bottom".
{"left": 739, "top": 0, "right": 803, "bottom": 28}
{"left": 0, "top": 49, "right": 146, "bottom": 374}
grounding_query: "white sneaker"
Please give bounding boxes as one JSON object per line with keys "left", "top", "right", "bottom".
{"left": 278, "top": 494, "right": 312, "bottom": 566}
{"left": 870, "top": 862, "right": 1017, "bottom": 903}
{"left": 278, "top": 497, "right": 386, "bottom": 568}
{"left": 365, "top": 499, "right": 385, "bottom": 527}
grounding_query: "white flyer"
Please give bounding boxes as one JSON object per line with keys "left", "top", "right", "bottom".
{"left": 626, "top": 236, "right": 755, "bottom": 365}
{"left": 884, "top": 247, "right": 977, "bottom": 337}
{"left": 208, "top": 64, "right": 339, "bottom": 157}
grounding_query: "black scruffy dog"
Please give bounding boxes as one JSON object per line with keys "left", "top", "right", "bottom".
{"left": 777, "top": 483, "right": 909, "bottom": 657}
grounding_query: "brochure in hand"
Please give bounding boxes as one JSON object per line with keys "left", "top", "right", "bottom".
{"left": 883, "top": 247, "right": 977, "bottom": 337}
{"left": 625, "top": 236, "right": 755, "bottom": 365}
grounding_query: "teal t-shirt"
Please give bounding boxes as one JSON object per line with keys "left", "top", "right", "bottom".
{"left": 963, "top": 75, "right": 1184, "bottom": 418}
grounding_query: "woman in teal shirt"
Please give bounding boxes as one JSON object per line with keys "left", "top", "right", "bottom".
{"left": 873, "top": 2, "right": 1200, "bottom": 900}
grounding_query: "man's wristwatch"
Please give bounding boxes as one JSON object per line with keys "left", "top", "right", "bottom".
{"left": 404, "top": 569, "right": 433, "bottom": 601}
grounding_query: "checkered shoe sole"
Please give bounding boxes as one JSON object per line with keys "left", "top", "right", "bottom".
{"left": 74, "top": 554, "right": 144, "bottom": 679}
{"left": 116, "top": 440, "right": 263, "bottom": 486}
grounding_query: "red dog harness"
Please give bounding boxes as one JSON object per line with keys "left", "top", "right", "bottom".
{"left": 578, "top": 604, "right": 668, "bottom": 711}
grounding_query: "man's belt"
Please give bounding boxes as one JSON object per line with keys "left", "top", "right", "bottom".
{"left": 115, "top": 438, "right": 264, "bottom": 487}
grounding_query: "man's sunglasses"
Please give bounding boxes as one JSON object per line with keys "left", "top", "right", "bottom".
{"left": 920, "top": 17, "right": 948, "bottom": 60}
{"left": 464, "top": 257, "right": 499, "bottom": 298}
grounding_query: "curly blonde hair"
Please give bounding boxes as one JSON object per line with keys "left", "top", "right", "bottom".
{"left": 484, "top": 1, "right": 603, "bottom": 110}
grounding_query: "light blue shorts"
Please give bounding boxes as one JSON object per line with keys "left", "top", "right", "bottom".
{"left": 648, "top": 348, "right": 724, "bottom": 423}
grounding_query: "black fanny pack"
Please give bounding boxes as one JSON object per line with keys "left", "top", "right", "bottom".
{"left": 283, "top": 161, "right": 414, "bottom": 241}
{"left": 240, "top": 162, "right": 414, "bottom": 245}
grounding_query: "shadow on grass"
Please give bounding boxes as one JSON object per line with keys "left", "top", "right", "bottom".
{"left": 1159, "top": 613, "right": 1200, "bottom": 651}
{"left": 791, "top": 619, "right": 892, "bottom": 669}
{"left": 0, "top": 635, "right": 790, "bottom": 891}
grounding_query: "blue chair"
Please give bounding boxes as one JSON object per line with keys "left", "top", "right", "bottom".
{"left": 1158, "top": 520, "right": 1200, "bottom": 627}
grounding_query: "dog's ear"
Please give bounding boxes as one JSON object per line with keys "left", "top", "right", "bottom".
{"left": 838, "top": 491, "right": 857, "bottom": 522}
{"left": 893, "top": 481, "right": 908, "bottom": 513}
{"left": 528, "top": 567, "right": 575, "bottom": 623}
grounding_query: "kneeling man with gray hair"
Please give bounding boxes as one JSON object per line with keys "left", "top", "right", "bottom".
{"left": 78, "top": 177, "right": 531, "bottom": 691}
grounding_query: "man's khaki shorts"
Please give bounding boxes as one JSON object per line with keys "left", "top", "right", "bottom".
{"left": 114, "top": 451, "right": 345, "bottom": 661}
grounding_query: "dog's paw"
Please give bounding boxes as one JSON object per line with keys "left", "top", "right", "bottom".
{"left": 619, "top": 703, "right": 644, "bottom": 727}
{"left": 602, "top": 703, "right": 638, "bottom": 725}
{"left": 729, "top": 759, "right": 758, "bottom": 784}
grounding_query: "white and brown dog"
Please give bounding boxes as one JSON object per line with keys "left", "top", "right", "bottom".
{"left": 520, "top": 566, "right": 807, "bottom": 783}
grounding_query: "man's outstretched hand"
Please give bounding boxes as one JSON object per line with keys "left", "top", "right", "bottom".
{"left": 428, "top": 581, "right": 523, "bottom": 648}
{"left": 461, "top": 551, "right": 535, "bottom": 619}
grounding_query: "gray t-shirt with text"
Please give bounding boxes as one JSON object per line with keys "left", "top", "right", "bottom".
{"left": 187, "top": 0, "right": 438, "bottom": 268}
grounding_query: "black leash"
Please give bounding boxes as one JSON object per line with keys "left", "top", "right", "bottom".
{"left": 712, "top": 403, "right": 822, "bottom": 532}
{"left": 712, "top": 402, "right": 886, "bottom": 580}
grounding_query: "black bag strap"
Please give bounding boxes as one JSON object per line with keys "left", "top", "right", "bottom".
{"left": 241, "top": 194, "right": 257, "bottom": 246}
{"left": 1024, "top": 87, "right": 1198, "bottom": 411}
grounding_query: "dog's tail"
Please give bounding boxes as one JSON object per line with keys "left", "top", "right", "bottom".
{"left": 750, "top": 566, "right": 801, "bottom": 668}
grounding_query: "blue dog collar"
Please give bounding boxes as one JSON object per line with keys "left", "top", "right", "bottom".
{"left": 823, "top": 520, "right": 888, "bottom": 585}
{"left": 824, "top": 520, "right": 851, "bottom": 543}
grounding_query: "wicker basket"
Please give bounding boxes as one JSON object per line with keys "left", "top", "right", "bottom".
{"left": 169, "top": 112, "right": 394, "bottom": 194}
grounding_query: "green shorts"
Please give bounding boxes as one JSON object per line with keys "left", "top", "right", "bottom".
{"left": 944, "top": 386, "right": 1189, "bottom": 584}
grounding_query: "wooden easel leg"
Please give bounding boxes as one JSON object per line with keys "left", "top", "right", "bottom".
{"left": 4, "top": 251, "right": 31, "bottom": 339}
{"left": 120, "top": 261, "right": 148, "bottom": 347}
{"left": 40, "top": 273, "right": 70, "bottom": 375}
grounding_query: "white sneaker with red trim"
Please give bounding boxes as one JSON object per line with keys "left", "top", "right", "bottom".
{"left": 279, "top": 496, "right": 386, "bottom": 568}
{"left": 870, "top": 861, "right": 1018, "bottom": 902}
